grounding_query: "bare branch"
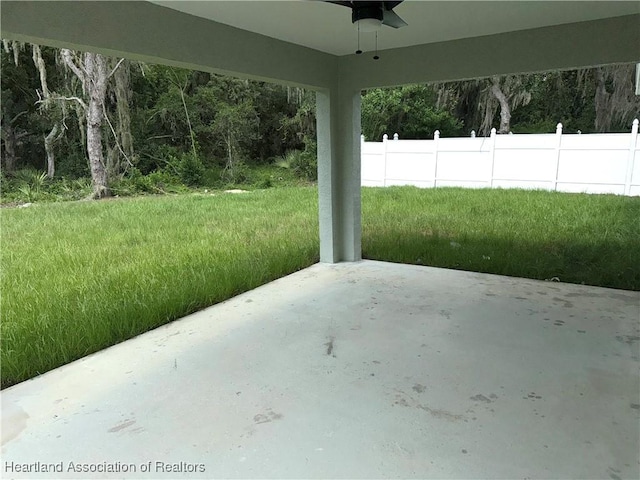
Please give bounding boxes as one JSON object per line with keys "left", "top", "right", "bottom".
{"left": 31, "top": 44, "right": 50, "bottom": 98}
{"left": 107, "top": 58, "right": 125, "bottom": 79}
{"left": 37, "top": 95, "right": 87, "bottom": 110}
{"left": 60, "top": 49, "right": 86, "bottom": 92}
{"left": 102, "top": 102, "right": 133, "bottom": 168}
{"left": 9, "top": 110, "right": 29, "bottom": 125}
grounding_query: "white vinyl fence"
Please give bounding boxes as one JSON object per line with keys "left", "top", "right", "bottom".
{"left": 361, "top": 119, "right": 640, "bottom": 196}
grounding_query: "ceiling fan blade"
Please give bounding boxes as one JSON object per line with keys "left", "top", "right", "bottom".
{"left": 383, "top": 1, "right": 404, "bottom": 10}
{"left": 382, "top": 8, "right": 407, "bottom": 28}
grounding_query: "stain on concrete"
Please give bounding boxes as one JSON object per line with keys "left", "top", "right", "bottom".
{"left": 607, "top": 467, "right": 622, "bottom": 480}
{"left": 393, "top": 392, "right": 464, "bottom": 422}
{"left": 630, "top": 403, "right": 640, "bottom": 410}
{"left": 552, "top": 297, "right": 574, "bottom": 308}
{"left": 1, "top": 404, "right": 29, "bottom": 445}
{"left": 462, "top": 449, "right": 468, "bottom": 454}
{"left": 525, "top": 392, "right": 542, "bottom": 400}
{"left": 565, "top": 291, "right": 639, "bottom": 304}
{"left": 325, "top": 336, "right": 335, "bottom": 357}
{"left": 412, "top": 384, "right": 426, "bottom": 393}
{"left": 253, "top": 409, "right": 283, "bottom": 424}
{"left": 108, "top": 419, "right": 136, "bottom": 433}
{"left": 615, "top": 335, "right": 639, "bottom": 345}
{"left": 554, "top": 320, "right": 565, "bottom": 326}
{"left": 418, "top": 404, "right": 464, "bottom": 421}
{"left": 470, "top": 394, "right": 492, "bottom": 403}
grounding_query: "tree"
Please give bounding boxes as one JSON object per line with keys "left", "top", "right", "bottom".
{"left": 106, "top": 58, "right": 135, "bottom": 177}
{"left": 61, "top": 49, "right": 128, "bottom": 198}
{"left": 362, "top": 84, "right": 462, "bottom": 140}
{"left": 435, "top": 75, "right": 532, "bottom": 135}
{"left": 1, "top": 41, "right": 38, "bottom": 173}
{"left": 32, "top": 44, "right": 69, "bottom": 179}
{"left": 590, "top": 64, "right": 640, "bottom": 132}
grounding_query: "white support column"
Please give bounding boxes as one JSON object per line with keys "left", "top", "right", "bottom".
{"left": 316, "top": 85, "right": 362, "bottom": 263}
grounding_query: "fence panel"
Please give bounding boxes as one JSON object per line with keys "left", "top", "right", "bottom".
{"left": 361, "top": 120, "right": 640, "bottom": 196}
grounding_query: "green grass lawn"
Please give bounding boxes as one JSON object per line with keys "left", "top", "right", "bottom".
{"left": 362, "top": 187, "right": 640, "bottom": 290}
{"left": 2, "top": 186, "right": 639, "bottom": 388}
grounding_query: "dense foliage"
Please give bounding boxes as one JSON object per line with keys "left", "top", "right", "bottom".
{"left": 1, "top": 41, "right": 638, "bottom": 202}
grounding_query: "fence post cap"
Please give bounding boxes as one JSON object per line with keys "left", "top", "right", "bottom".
{"left": 383, "top": 133, "right": 388, "bottom": 141}
{"left": 633, "top": 118, "right": 639, "bottom": 127}
{"left": 490, "top": 128, "right": 497, "bottom": 136}
{"left": 470, "top": 130, "right": 476, "bottom": 138}
{"left": 393, "top": 133, "right": 399, "bottom": 140}
{"left": 556, "top": 122, "right": 563, "bottom": 133}
{"left": 434, "top": 130, "right": 440, "bottom": 139}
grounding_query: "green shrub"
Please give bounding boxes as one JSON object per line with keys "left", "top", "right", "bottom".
{"left": 221, "top": 160, "right": 250, "bottom": 185}
{"left": 202, "top": 166, "right": 224, "bottom": 188}
{"left": 177, "top": 152, "right": 205, "bottom": 186}
{"left": 279, "top": 142, "right": 317, "bottom": 182}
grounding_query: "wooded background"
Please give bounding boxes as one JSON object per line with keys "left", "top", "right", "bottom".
{"left": 1, "top": 41, "right": 638, "bottom": 198}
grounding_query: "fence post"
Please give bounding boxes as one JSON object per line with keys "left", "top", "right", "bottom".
{"left": 382, "top": 133, "right": 389, "bottom": 187}
{"left": 624, "top": 119, "right": 639, "bottom": 195}
{"left": 433, "top": 130, "right": 440, "bottom": 188}
{"left": 551, "top": 123, "right": 563, "bottom": 192}
{"left": 488, "top": 128, "right": 497, "bottom": 187}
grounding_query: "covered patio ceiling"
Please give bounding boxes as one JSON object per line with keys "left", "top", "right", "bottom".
{"left": 2, "top": 1, "right": 639, "bottom": 263}
{"left": 151, "top": 1, "right": 640, "bottom": 57}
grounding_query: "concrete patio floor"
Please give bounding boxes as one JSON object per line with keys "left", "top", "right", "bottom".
{"left": 2, "top": 260, "right": 639, "bottom": 479}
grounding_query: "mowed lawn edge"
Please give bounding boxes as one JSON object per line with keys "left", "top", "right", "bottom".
{"left": 2, "top": 186, "right": 639, "bottom": 388}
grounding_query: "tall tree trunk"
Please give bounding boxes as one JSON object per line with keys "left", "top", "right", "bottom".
{"left": 2, "top": 125, "right": 18, "bottom": 173}
{"left": 44, "top": 124, "right": 59, "bottom": 179}
{"left": 84, "top": 52, "right": 110, "bottom": 198}
{"left": 113, "top": 59, "right": 133, "bottom": 166}
{"left": 491, "top": 77, "right": 511, "bottom": 134}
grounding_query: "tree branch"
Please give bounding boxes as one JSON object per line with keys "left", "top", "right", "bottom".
{"left": 60, "top": 49, "right": 86, "bottom": 90}
{"left": 102, "top": 102, "right": 133, "bottom": 168}
{"left": 9, "top": 110, "right": 29, "bottom": 125}
{"left": 37, "top": 95, "right": 87, "bottom": 111}
{"left": 107, "top": 58, "right": 125, "bottom": 79}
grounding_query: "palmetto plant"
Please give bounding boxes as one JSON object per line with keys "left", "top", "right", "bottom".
{"left": 15, "top": 170, "right": 48, "bottom": 202}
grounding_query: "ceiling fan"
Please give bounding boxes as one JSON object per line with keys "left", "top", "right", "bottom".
{"left": 326, "top": 1, "right": 408, "bottom": 31}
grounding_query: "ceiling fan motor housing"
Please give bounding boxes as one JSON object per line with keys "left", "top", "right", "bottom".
{"left": 352, "top": 2, "right": 384, "bottom": 24}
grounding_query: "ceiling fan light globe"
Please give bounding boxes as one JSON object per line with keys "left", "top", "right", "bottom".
{"left": 355, "top": 18, "right": 382, "bottom": 32}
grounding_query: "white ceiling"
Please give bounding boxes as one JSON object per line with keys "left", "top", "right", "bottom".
{"left": 151, "top": 1, "right": 640, "bottom": 56}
